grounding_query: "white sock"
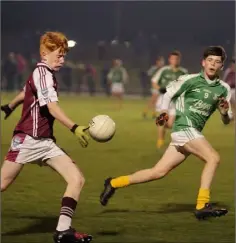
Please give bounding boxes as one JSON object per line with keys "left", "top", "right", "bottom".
{"left": 56, "top": 215, "right": 72, "bottom": 231}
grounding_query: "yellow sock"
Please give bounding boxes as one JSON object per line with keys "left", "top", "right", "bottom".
{"left": 196, "top": 188, "right": 210, "bottom": 210}
{"left": 156, "top": 139, "right": 164, "bottom": 149}
{"left": 111, "top": 176, "right": 130, "bottom": 188}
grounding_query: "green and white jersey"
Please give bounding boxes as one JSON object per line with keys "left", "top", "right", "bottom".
{"left": 166, "top": 71, "right": 232, "bottom": 132}
{"left": 107, "top": 67, "right": 128, "bottom": 84}
{"left": 152, "top": 65, "right": 188, "bottom": 89}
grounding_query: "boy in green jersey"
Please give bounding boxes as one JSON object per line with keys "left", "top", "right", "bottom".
{"left": 151, "top": 51, "right": 188, "bottom": 149}
{"left": 100, "top": 46, "right": 232, "bottom": 220}
{"left": 107, "top": 59, "right": 128, "bottom": 110}
{"left": 142, "top": 56, "right": 165, "bottom": 119}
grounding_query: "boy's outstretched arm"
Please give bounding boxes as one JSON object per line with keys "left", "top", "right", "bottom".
{"left": 1, "top": 90, "right": 25, "bottom": 119}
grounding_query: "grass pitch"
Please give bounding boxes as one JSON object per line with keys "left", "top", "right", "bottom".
{"left": 1, "top": 94, "right": 234, "bottom": 243}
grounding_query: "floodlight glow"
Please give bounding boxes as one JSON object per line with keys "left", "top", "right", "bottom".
{"left": 68, "top": 40, "right": 76, "bottom": 48}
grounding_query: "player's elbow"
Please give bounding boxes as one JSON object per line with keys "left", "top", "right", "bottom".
{"left": 47, "top": 102, "right": 59, "bottom": 115}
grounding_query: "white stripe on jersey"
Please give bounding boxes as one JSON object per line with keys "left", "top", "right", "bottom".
{"left": 31, "top": 97, "right": 37, "bottom": 136}
{"left": 33, "top": 65, "right": 58, "bottom": 107}
{"left": 38, "top": 66, "right": 46, "bottom": 90}
{"left": 35, "top": 104, "right": 39, "bottom": 137}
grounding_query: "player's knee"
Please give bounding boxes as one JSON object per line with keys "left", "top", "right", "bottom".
{"left": 207, "top": 152, "right": 220, "bottom": 166}
{"left": 151, "top": 167, "right": 169, "bottom": 179}
{"left": 1, "top": 181, "right": 8, "bottom": 192}
{"left": 71, "top": 173, "right": 85, "bottom": 189}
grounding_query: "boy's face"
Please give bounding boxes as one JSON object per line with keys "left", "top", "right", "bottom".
{"left": 168, "top": 54, "right": 180, "bottom": 68}
{"left": 42, "top": 48, "right": 66, "bottom": 71}
{"left": 156, "top": 57, "right": 165, "bottom": 67}
{"left": 202, "top": 55, "right": 223, "bottom": 78}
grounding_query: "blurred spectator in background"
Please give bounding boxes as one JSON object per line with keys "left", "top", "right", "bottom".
{"left": 29, "top": 53, "right": 38, "bottom": 71}
{"left": 101, "top": 62, "right": 111, "bottom": 97}
{"left": 133, "top": 31, "right": 149, "bottom": 68}
{"left": 97, "top": 41, "right": 106, "bottom": 60}
{"left": 61, "top": 60, "right": 73, "bottom": 92}
{"left": 107, "top": 59, "right": 128, "bottom": 109}
{"left": 3, "top": 52, "right": 17, "bottom": 91}
{"left": 74, "top": 63, "right": 85, "bottom": 94}
{"left": 142, "top": 56, "right": 165, "bottom": 118}
{"left": 139, "top": 70, "right": 148, "bottom": 98}
{"left": 134, "top": 31, "right": 148, "bottom": 56}
{"left": 223, "top": 59, "right": 235, "bottom": 119}
{"left": 15, "top": 52, "right": 27, "bottom": 90}
{"left": 84, "top": 64, "right": 97, "bottom": 96}
{"left": 149, "top": 34, "right": 160, "bottom": 64}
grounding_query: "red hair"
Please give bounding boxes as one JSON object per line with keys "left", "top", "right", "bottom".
{"left": 40, "top": 31, "right": 69, "bottom": 56}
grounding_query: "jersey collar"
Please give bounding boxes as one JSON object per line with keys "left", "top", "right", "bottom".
{"left": 37, "top": 62, "right": 53, "bottom": 71}
{"left": 200, "top": 70, "right": 220, "bottom": 84}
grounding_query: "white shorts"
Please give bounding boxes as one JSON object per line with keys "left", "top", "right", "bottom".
{"left": 170, "top": 128, "right": 204, "bottom": 146}
{"left": 111, "top": 83, "right": 124, "bottom": 94}
{"left": 5, "top": 133, "right": 65, "bottom": 165}
{"left": 156, "top": 93, "right": 176, "bottom": 116}
{"left": 230, "top": 88, "right": 235, "bottom": 103}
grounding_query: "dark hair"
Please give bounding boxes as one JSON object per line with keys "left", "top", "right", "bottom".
{"left": 169, "top": 50, "right": 181, "bottom": 58}
{"left": 156, "top": 56, "right": 164, "bottom": 61}
{"left": 203, "top": 46, "right": 227, "bottom": 62}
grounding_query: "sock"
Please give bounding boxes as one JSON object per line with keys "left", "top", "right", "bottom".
{"left": 196, "top": 188, "right": 210, "bottom": 210}
{"left": 111, "top": 176, "right": 130, "bottom": 188}
{"left": 156, "top": 139, "right": 164, "bottom": 149}
{"left": 56, "top": 197, "right": 77, "bottom": 231}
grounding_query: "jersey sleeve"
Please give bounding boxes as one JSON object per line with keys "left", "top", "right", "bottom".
{"left": 180, "top": 67, "right": 188, "bottom": 74}
{"left": 166, "top": 74, "right": 194, "bottom": 100}
{"left": 147, "top": 66, "right": 155, "bottom": 77}
{"left": 33, "top": 67, "right": 58, "bottom": 107}
{"left": 121, "top": 67, "right": 129, "bottom": 83}
{"left": 221, "top": 81, "right": 233, "bottom": 118}
{"left": 151, "top": 67, "right": 164, "bottom": 84}
{"left": 107, "top": 69, "right": 113, "bottom": 80}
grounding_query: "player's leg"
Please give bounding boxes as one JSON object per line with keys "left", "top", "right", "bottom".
{"left": 183, "top": 137, "right": 227, "bottom": 219}
{"left": 150, "top": 93, "right": 158, "bottom": 118}
{"left": 143, "top": 92, "right": 158, "bottom": 118}
{"left": 117, "top": 92, "right": 123, "bottom": 110}
{"left": 46, "top": 155, "right": 92, "bottom": 242}
{"left": 155, "top": 94, "right": 165, "bottom": 148}
{"left": 1, "top": 160, "right": 24, "bottom": 191}
{"left": 157, "top": 125, "right": 166, "bottom": 148}
{"left": 100, "top": 145, "right": 189, "bottom": 206}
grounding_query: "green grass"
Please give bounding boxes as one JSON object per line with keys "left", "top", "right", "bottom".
{"left": 1, "top": 94, "right": 234, "bottom": 243}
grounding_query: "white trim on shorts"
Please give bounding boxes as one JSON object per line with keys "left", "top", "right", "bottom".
{"left": 170, "top": 128, "right": 204, "bottom": 146}
{"left": 6, "top": 133, "right": 65, "bottom": 165}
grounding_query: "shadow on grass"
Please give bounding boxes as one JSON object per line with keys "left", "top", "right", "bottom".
{"left": 2, "top": 215, "right": 57, "bottom": 236}
{"left": 96, "top": 230, "right": 121, "bottom": 236}
{"left": 100, "top": 202, "right": 230, "bottom": 214}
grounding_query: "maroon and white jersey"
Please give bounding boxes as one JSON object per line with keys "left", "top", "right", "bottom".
{"left": 14, "top": 62, "right": 58, "bottom": 138}
{"left": 223, "top": 68, "right": 235, "bottom": 89}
